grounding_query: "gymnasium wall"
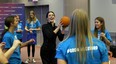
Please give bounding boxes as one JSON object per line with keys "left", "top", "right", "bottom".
{"left": 90, "top": 0, "right": 116, "bottom": 32}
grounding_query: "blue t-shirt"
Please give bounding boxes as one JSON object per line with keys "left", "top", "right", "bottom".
{"left": 16, "top": 21, "right": 23, "bottom": 39}
{"left": 55, "top": 36, "right": 108, "bottom": 64}
{"left": 91, "top": 29, "right": 112, "bottom": 42}
{"left": 26, "top": 19, "right": 41, "bottom": 44}
{"left": 26, "top": 19, "right": 41, "bottom": 34}
{"left": 2, "top": 32, "right": 21, "bottom": 64}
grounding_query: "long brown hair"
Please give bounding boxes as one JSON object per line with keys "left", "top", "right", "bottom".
{"left": 27, "top": 10, "right": 37, "bottom": 23}
{"left": 67, "top": 9, "right": 93, "bottom": 64}
{"left": 94, "top": 17, "right": 105, "bottom": 38}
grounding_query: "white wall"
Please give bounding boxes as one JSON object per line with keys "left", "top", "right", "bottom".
{"left": 90, "top": 0, "right": 116, "bottom": 32}
{"left": 64, "top": 0, "right": 89, "bottom": 17}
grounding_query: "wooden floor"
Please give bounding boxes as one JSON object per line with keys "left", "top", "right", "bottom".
{"left": 21, "top": 45, "right": 116, "bottom": 64}
{"left": 21, "top": 45, "right": 42, "bottom": 64}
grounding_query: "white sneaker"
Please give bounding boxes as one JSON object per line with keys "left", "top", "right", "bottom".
{"left": 32, "top": 59, "right": 36, "bottom": 63}
{"left": 25, "top": 58, "right": 30, "bottom": 63}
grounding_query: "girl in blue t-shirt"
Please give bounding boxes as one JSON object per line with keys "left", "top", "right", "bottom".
{"left": 92, "top": 17, "right": 112, "bottom": 47}
{"left": 15, "top": 15, "right": 23, "bottom": 41}
{"left": 55, "top": 9, "right": 109, "bottom": 64}
{"left": 92, "top": 17, "right": 112, "bottom": 61}
{"left": 25, "top": 10, "right": 41, "bottom": 63}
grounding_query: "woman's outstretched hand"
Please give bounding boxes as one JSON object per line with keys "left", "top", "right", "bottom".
{"left": 0, "top": 42, "right": 6, "bottom": 49}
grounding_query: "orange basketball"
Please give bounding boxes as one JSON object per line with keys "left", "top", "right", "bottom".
{"left": 60, "top": 16, "right": 70, "bottom": 27}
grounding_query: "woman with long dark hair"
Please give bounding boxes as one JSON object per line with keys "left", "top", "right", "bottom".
{"left": 40, "top": 11, "right": 66, "bottom": 64}
{"left": 92, "top": 17, "right": 112, "bottom": 47}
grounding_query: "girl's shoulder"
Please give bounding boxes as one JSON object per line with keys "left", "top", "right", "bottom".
{"left": 4, "top": 32, "right": 12, "bottom": 38}
{"left": 92, "top": 37, "right": 106, "bottom": 48}
{"left": 57, "top": 36, "right": 75, "bottom": 49}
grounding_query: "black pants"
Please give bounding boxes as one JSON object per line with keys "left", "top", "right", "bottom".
{"left": 40, "top": 46, "right": 57, "bottom": 64}
{"left": 27, "top": 44, "right": 35, "bottom": 57}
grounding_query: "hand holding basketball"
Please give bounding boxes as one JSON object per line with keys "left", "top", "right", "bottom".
{"left": 60, "top": 16, "right": 70, "bottom": 27}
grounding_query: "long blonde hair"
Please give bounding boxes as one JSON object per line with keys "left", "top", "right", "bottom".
{"left": 68, "top": 9, "right": 93, "bottom": 64}
{"left": 27, "top": 10, "right": 37, "bottom": 23}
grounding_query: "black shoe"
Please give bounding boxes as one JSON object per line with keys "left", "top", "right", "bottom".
{"left": 21, "top": 62, "right": 26, "bottom": 64}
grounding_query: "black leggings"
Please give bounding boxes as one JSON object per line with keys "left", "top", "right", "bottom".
{"left": 27, "top": 44, "right": 35, "bottom": 57}
{"left": 40, "top": 46, "right": 57, "bottom": 64}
